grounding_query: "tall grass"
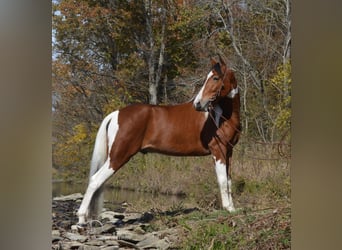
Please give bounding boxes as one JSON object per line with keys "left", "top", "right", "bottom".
{"left": 106, "top": 141, "right": 290, "bottom": 212}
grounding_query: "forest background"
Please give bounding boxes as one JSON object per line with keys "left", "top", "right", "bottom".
{"left": 52, "top": 0, "right": 290, "bottom": 178}
{"left": 52, "top": 0, "right": 291, "bottom": 247}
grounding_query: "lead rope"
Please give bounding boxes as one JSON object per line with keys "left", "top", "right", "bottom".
{"left": 209, "top": 104, "right": 291, "bottom": 160}
{"left": 207, "top": 104, "right": 237, "bottom": 165}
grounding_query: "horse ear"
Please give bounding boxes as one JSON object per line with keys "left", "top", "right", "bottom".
{"left": 211, "top": 58, "right": 217, "bottom": 67}
{"left": 218, "top": 54, "right": 226, "bottom": 66}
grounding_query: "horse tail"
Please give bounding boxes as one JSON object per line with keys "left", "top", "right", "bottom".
{"left": 88, "top": 112, "right": 115, "bottom": 219}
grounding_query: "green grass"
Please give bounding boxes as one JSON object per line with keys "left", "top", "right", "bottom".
{"left": 177, "top": 207, "right": 291, "bottom": 249}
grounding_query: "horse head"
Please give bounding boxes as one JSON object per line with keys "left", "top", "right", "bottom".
{"left": 193, "top": 56, "right": 238, "bottom": 111}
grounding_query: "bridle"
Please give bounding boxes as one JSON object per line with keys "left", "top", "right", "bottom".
{"left": 208, "top": 68, "right": 238, "bottom": 107}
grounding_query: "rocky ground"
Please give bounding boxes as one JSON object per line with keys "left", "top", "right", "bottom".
{"left": 52, "top": 193, "right": 190, "bottom": 249}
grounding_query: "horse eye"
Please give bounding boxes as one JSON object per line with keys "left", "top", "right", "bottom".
{"left": 213, "top": 76, "right": 219, "bottom": 81}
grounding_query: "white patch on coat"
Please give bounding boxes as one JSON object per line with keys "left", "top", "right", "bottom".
{"left": 227, "top": 87, "right": 239, "bottom": 98}
{"left": 107, "top": 111, "right": 119, "bottom": 153}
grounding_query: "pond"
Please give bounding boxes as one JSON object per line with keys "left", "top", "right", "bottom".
{"left": 52, "top": 181, "right": 193, "bottom": 211}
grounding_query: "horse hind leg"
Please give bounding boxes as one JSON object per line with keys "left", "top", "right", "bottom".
{"left": 77, "top": 158, "right": 115, "bottom": 225}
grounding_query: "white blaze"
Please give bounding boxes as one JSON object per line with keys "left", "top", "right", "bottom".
{"left": 194, "top": 71, "right": 213, "bottom": 105}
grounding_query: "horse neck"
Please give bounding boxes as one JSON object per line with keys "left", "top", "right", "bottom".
{"left": 231, "top": 93, "right": 240, "bottom": 116}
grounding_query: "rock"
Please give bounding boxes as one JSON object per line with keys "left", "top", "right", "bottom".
{"left": 78, "top": 245, "right": 101, "bottom": 250}
{"left": 52, "top": 197, "right": 188, "bottom": 250}
{"left": 53, "top": 193, "right": 83, "bottom": 201}
{"left": 122, "top": 212, "right": 142, "bottom": 223}
{"left": 65, "top": 232, "right": 87, "bottom": 242}
{"left": 117, "top": 229, "right": 146, "bottom": 243}
{"left": 89, "top": 223, "right": 116, "bottom": 235}
{"left": 52, "top": 236, "right": 63, "bottom": 243}
{"left": 133, "top": 225, "right": 146, "bottom": 234}
{"left": 136, "top": 234, "right": 170, "bottom": 249}
{"left": 61, "top": 241, "right": 84, "bottom": 249}
{"left": 70, "top": 224, "right": 79, "bottom": 233}
{"left": 52, "top": 230, "right": 60, "bottom": 237}
{"left": 59, "top": 220, "right": 72, "bottom": 229}
{"left": 104, "top": 240, "right": 120, "bottom": 247}
{"left": 96, "top": 235, "right": 118, "bottom": 241}
{"left": 99, "top": 211, "right": 115, "bottom": 221}
{"left": 117, "top": 239, "right": 139, "bottom": 249}
{"left": 83, "top": 240, "right": 103, "bottom": 246}
{"left": 102, "top": 246, "right": 120, "bottom": 250}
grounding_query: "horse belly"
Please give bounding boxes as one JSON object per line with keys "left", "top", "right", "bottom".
{"left": 142, "top": 122, "right": 209, "bottom": 156}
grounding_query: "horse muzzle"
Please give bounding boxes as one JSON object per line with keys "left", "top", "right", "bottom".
{"left": 193, "top": 100, "right": 209, "bottom": 112}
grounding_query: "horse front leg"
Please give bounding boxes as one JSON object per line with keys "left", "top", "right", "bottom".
{"left": 214, "top": 157, "right": 235, "bottom": 212}
{"left": 211, "top": 142, "right": 235, "bottom": 212}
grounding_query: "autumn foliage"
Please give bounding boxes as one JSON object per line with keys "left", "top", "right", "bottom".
{"left": 52, "top": 0, "right": 291, "bottom": 177}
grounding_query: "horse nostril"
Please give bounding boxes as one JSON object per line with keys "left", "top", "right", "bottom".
{"left": 194, "top": 102, "right": 201, "bottom": 111}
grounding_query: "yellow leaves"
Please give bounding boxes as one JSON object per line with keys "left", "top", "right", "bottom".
{"left": 71, "top": 123, "right": 87, "bottom": 143}
{"left": 270, "top": 61, "right": 291, "bottom": 91}
{"left": 270, "top": 61, "right": 291, "bottom": 131}
{"left": 54, "top": 122, "right": 95, "bottom": 170}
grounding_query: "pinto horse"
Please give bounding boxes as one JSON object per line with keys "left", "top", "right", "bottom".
{"left": 77, "top": 56, "right": 241, "bottom": 225}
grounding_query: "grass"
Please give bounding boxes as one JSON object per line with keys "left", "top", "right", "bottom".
{"left": 161, "top": 207, "right": 291, "bottom": 249}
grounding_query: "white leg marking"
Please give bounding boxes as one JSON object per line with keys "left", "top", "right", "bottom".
{"left": 77, "top": 159, "right": 115, "bottom": 224}
{"left": 214, "top": 159, "right": 235, "bottom": 212}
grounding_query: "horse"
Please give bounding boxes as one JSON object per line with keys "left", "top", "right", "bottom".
{"left": 76, "top": 56, "right": 241, "bottom": 226}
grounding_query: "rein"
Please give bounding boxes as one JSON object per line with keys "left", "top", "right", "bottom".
{"left": 208, "top": 103, "right": 240, "bottom": 149}
{"left": 208, "top": 103, "right": 291, "bottom": 161}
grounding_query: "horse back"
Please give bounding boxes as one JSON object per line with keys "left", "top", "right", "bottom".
{"left": 117, "top": 103, "right": 210, "bottom": 156}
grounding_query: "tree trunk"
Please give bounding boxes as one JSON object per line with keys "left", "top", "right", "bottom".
{"left": 144, "top": 0, "right": 158, "bottom": 105}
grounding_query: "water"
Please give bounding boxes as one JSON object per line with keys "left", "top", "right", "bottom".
{"left": 52, "top": 181, "right": 190, "bottom": 211}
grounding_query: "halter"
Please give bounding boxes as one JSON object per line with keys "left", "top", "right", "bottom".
{"left": 211, "top": 68, "right": 239, "bottom": 103}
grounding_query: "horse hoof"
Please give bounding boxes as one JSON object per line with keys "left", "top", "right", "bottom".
{"left": 74, "top": 223, "right": 87, "bottom": 231}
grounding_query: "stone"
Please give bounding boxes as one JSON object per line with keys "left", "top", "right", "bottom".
{"left": 122, "top": 212, "right": 142, "bottom": 223}
{"left": 78, "top": 245, "right": 101, "bottom": 250}
{"left": 102, "top": 246, "right": 120, "bottom": 250}
{"left": 105, "top": 240, "right": 120, "bottom": 246}
{"left": 59, "top": 220, "right": 72, "bottom": 229}
{"left": 96, "top": 235, "right": 118, "bottom": 241}
{"left": 136, "top": 234, "right": 170, "bottom": 249}
{"left": 65, "top": 232, "right": 88, "bottom": 242}
{"left": 52, "top": 236, "right": 63, "bottom": 243}
{"left": 61, "top": 241, "right": 84, "bottom": 249}
{"left": 53, "top": 193, "right": 83, "bottom": 201}
{"left": 99, "top": 211, "right": 115, "bottom": 221}
{"left": 70, "top": 224, "right": 79, "bottom": 233}
{"left": 89, "top": 223, "right": 116, "bottom": 235}
{"left": 117, "top": 229, "right": 146, "bottom": 243}
{"left": 83, "top": 240, "right": 103, "bottom": 246}
{"left": 117, "top": 239, "right": 139, "bottom": 249}
{"left": 52, "top": 230, "right": 61, "bottom": 237}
